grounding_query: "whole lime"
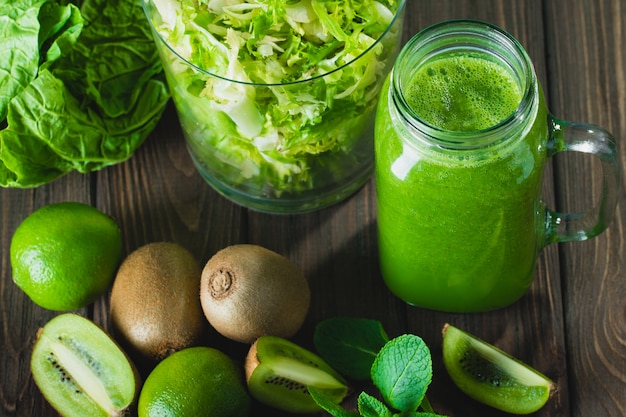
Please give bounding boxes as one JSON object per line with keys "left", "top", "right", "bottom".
{"left": 138, "top": 346, "right": 251, "bottom": 417}
{"left": 10, "top": 202, "right": 122, "bottom": 311}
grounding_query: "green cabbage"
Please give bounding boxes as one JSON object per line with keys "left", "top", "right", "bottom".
{"left": 148, "top": 0, "right": 404, "bottom": 200}
{"left": 0, "top": 0, "right": 170, "bottom": 188}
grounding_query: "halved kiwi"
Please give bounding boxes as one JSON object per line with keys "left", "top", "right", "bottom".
{"left": 245, "top": 336, "right": 348, "bottom": 413}
{"left": 442, "top": 323, "right": 556, "bottom": 414}
{"left": 31, "top": 314, "right": 139, "bottom": 417}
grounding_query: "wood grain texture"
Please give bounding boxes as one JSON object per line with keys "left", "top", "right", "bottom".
{"left": 544, "top": 1, "right": 626, "bottom": 416}
{"left": 1, "top": 1, "right": 624, "bottom": 416}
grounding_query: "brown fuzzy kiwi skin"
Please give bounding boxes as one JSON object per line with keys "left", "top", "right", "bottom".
{"left": 200, "top": 244, "right": 311, "bottom": 344}
{"left": 110, "top": 242, "right": 206, "bottom": 367}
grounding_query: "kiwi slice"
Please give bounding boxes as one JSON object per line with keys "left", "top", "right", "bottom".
{"left": 442, "top": 323, "right": 556, "bottom": 414}
{"left": 245, "top": 336, "right": 348, "bottom": 413}
{"left": 31, "top": 314, "right": 139, "bottom": 417}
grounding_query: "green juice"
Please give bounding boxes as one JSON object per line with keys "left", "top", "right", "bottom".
{"left": 405, "top": 56, "right": 523, "bottom": 131}
{"left": 375, "top": 54, "right": 549, "bottom": 312}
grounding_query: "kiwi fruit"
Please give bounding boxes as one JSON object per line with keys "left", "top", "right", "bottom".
{"left": 200, "top": 244, "right": 310, "bottom": 344}
{"left": 245, "top": 335, "right": 348, "bottom": 413}
{"left": 110, "top": 242, "right": 206, "bottom": 365}
{"left": 30, "top": 313, "right": 139, "bottom": 417}
{"left": 442, "top": 323, "right": 556, "bottom": 414}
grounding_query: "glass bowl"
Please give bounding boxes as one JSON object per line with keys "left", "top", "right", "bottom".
{"left": 144, "top": 0, "right": 406, "bottom": 213}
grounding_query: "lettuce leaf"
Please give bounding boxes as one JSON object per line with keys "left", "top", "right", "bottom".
{"left": 0, "top": 0, "right": 170, "bottom": 188}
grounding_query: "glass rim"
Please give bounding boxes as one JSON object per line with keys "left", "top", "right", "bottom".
{"left": 392, "top": 19, "right": 537, "bottom": 149}
{"left": 142, "top": 0, "right": 407, "bottom": 87}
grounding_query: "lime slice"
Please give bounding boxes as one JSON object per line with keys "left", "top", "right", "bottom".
{"left": 442, "top": 323, "right": 556, "bottom": 414}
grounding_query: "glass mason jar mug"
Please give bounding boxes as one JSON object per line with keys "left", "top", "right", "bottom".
{"left": 143, "top": 0, "right": 406, "bottom": 213}
{"left": 374, "top": 20, "right": 620, "bottom": 312}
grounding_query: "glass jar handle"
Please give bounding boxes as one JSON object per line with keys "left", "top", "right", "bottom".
{"left": 544, "top": 116, "right": 621, "bottom": 244}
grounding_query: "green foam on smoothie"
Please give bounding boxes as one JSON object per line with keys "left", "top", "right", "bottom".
{"left": 406, "top": 54, "right": 523, "bottom": 132}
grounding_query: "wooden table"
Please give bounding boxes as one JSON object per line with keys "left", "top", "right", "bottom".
{"left": 1, "top": 1, "right": 624, "bottom": 416}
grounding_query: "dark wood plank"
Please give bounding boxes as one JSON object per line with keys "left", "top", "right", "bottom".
{"left": 98, "top": 103, "right": 248, "bottom": 262}
{"left": 544, "top": 1, "right": 626, "bottom": 416}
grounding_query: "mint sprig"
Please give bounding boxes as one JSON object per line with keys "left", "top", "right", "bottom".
{"left": 312, "top": 318, "right": 447, "bottom": 417}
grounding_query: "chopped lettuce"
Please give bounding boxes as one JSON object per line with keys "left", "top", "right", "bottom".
{"left": 0, "top": 0, "right": 170, "bottom": 188}
{"left": 148, "top": 0, "right": 405, "bottom": 201}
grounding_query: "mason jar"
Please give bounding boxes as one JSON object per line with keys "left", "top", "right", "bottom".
{"left": 375, "top": 20, "right": 620, "bottom": 312}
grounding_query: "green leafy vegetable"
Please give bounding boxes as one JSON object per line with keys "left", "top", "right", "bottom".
{"left": 357, "top": 393, "right": 443, "bottom": 417}
{"left": 147, "top": 0, "right": 405, "bottom": 199}
{"left": 0, "top": 0, "right": 170, "bottom": 187}
{"left": 313, "top": 317, "right": 448, "bottom": 417}
{"left": 309, "top": 387, "right": 360, "bottom": 417}
{"left": 371, "top": 334, "right": 432, "bottom": 413}
{"left": 357, "top": 392, "right": 393, "bottom": 417}
{"left": 314, "top": 317, "right": 389, "bottom": 381}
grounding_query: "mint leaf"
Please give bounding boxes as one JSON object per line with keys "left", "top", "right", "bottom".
{"left": 371, "top": 334, "right": 433, "bottom": 412}
{"left": 358, "top": 392, "right": 393, "bottom": 417}
{"left": 308, "top": 387, "right": 360, "bottom": 417}
{"left": 314, "top": 317, "right": 389, "bottom": 381}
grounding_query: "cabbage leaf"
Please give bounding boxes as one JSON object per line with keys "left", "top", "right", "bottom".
{"left": 0, "top": 0, "right": 170, "bottom": 187}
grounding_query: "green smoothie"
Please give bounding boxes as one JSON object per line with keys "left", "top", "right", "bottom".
{"left": 405, "top": 55, "right": 522, "bottom": 131}
{"left": 375, "top": 53, "right": 549, "bottom": 312}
